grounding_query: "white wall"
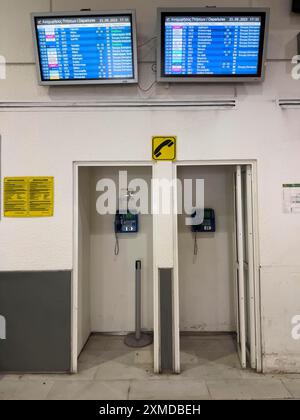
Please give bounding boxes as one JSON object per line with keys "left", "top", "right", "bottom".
{"left": 261, "top": 266, "right": 300, "bottom": 373}
{"left": 89, "top": 166, "right": 153, "bottom": 332}
{"left": 0, "top": 0, "right": 300, "bottom": 372}
{"left": 77, "top": 167, "right": 91, "bottom": 354}
{"left": 177, "top": 166, "right": 235, "bottom": 332}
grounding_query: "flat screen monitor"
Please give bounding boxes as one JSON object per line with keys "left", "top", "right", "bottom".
{"left": 32, "top": 11, "right": 138, "bottom": 85}
{"left": 158, "top": 8, "right": 270, "bottom": 83}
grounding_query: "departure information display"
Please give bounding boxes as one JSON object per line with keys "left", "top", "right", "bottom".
{"left": 34, "top": 14, "right": 136, "bottom": 83}
{"left": 162, "top": 15, "right": 264, "bottom": 77}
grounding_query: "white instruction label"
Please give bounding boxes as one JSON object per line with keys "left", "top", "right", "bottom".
{"left": 283, "top": 184, "right": 300, "bottom": 214}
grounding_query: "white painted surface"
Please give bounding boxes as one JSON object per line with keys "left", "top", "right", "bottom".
{"left": 153, "top": 162, "right": 175, "bottom": 269}
{"left": 89, "top": 166, "right": 153, "bottom": 332}
{"left": 177, "top": 166, "right": 235, "bottom": 332}
{"left": 152, "top": 161, "right": 178, "bottom": 372}
{"left": 77, "top": 167, "right": 91, "bottom": 354}
{"left": 252, "top": 0, "right": 300, "bottom": 59}
{"left": 0, "top": 0, "right": 297, "bottom": 64}
{"left": 245, "top": 165, "right": 257, "bottom": 369}
{"left": 235, "top": 165, "right": 247, "bottom": 368}
{"left": 261, "top": 266, "right": 300, "bottom": 373}
{"left": 0, "top": 0, "right": 50, "bottom": 63}
{"left": 0, "top": 315, "right": 6, "bottom": 340}
{"left": 0, "top": 0, "right": 299, "bottom": 372}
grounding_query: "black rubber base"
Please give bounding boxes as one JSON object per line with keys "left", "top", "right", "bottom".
{"left": 124, "top": 332, "right": 153, "bottom": 348}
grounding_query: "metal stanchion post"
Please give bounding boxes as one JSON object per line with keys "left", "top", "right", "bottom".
{"left": 125, "top": 260, "right": 153, "bottom": 348}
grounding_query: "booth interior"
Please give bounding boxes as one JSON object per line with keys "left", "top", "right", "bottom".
{"left": 177, "top": 165, "right": 250, "bottom": 372}
{"left": 77, "top": 163, "right": 256, "bottom": 374}
{"left": 77, "top": 165, "right": 153, "bottom": 374}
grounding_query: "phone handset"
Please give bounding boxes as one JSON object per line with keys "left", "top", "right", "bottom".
{"left": 153, "top": 139, "right": 174, "bottom": 158}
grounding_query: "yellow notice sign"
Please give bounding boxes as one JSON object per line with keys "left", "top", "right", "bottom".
{"left": 4, "top": 177, "right": 54, "bottom": 217}
{"left": 152, "top": 136, "right": 176, "bottom": 161}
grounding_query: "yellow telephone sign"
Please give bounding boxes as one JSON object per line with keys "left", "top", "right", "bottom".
{"left": 152, "top": 136, "right": 176, "bottom": 161}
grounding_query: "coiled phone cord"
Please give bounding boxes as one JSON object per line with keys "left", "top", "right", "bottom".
{"left": 194, "top": 232, "right": 198, "bottom": 256}
{"left": 114, "top": 232, "right": 120, "bottom": 256}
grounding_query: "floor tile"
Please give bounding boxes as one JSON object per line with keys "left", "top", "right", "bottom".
{"left": 47, "top": 380, "right": 130, "bottom": 400}
{"left": 83, "top": 335, "right": 108, "bottom": 351}
{"left": 1, "top": 335, "right": 298, "bottom": 400}
{"left": 81, "top": 344, "right": 154, "bottom": 366}
{"left": 279, "top": 373, "right": 300, "bottom": 380}
{"left": 281, "top": 379, "right": 300, "bottom": 398}
{"left": 177, "top": 351, "right": 242, "bottom": 379}
{"left": 134, "top": 349, "right": 154, "bottom": 365}
{"left": 129, "top": 379, "right": 210, "bottom": 400}
{"left": 239, "top": 369, "right": 279, "bottom": 379}
{"left": 103, "top": 336, "right": 139, "bottom": 351}
{"left": 0, "top": 380, "right": 21, "bottom": 400}
{"left": 80, "top": 349, "right": 135, "bottom": 366}
{"left": 0, "top": 374, "right": 23, "bottom": 381}
{"left": 0, "top": 379, "right": 54, "bottom": 400}
{"left": 18, "top": 362, "right": 99, "bottom": 381}
{"left": 194, "top": 351, "right": 241, "bottom": 367}
{"left": 180, "top": 350, "right": 199, "bottom": 365}
{"left": 94, "top": 360, "right": 153, "bottom": 380}
{"left": 179, "top": 363, "right": 242, "bottom": 380}
{"left": 17, "top": 372, "right": 77, "bottom": 382}
{"left": 181, "top": 336, "right": 236, "bottom": 353}
{"left": 207, "top": 378, "right": 292, "bottom": 400}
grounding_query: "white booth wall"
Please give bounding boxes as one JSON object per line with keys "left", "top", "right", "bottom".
{"left": 78, "top": 167, "right": 92, "bottom": 353}
{"left": 90, "top": 166, "right": 153, "bottom": 334}
{"left": 0, "top": 0, "right": 300, "bottom": 372}
{"left": 177, "top": 166, "right": 235, "bottom": 333}
{"left": 78, "top": 166, "right": 153, "bottom": 354}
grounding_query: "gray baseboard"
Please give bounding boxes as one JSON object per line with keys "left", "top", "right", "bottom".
{"left": 159, "top": 268, "right": 173, "bottom": 372}
{"left": 0, "top": 271, "right": 71, "bottom": 373}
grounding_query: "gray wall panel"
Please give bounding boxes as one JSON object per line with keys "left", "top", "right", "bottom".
{"left": 0, "top": 271, "right": 71, "bottom": 372}
{"left": 159, "top": 269, "right": 173, "bottom": 372}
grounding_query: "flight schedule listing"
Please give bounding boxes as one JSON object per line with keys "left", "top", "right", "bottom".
{"left": 164, "top": 16, "right": 263, "bottom": 76}
{"left": 36, "top": 16, "right": 134, "bottom": 81}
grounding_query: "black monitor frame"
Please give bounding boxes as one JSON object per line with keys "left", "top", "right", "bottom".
{"left": 31, "top": 10, "right": 139, "bottom": 86}
{"left": 157, "top": 7, "right": 270, "bottom": 83}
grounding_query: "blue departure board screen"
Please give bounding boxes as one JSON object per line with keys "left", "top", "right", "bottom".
{"left": 161, "top": 11, "right": 267, "bottom": 80}
{"left": 33, "top": 13, "right": 137, "bottom": 84}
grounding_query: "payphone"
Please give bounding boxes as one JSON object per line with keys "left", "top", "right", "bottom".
{"left": 114, "top": 211, "right": 139, "bottom": 255}
{"left": 190, "top": 208, "right": 216, "bottom": 256}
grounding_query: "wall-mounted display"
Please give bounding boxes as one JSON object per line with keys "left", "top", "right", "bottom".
{"left": 31, "top": 11, "right": 138, "bottom": 85}
{"left": 157, "top": 8, "right": 270, "bottom": 83}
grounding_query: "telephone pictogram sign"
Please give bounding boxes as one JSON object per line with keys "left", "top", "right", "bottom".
{"left": 152, "top": 136, "right": 176, "bottom": 161}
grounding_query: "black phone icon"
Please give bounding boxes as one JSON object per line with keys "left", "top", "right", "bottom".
{"left": 153, "top": 139, "right": 174, "bottom": 158}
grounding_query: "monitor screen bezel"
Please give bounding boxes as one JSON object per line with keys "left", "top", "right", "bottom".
{"left": 157, "top": 7, "right": 270, "bottom": 83}
{"left": 31, "top": 10, "right": 139, "bottom": 86}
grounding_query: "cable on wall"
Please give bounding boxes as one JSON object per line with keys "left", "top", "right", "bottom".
{"left": 193, "top": 232, "right": 199, "bottom": 256}
{"left": 138, "top": 36, "right": 157, "bottom": 49}
{"left": 114, "top": 232, "right": 120, "bottom": 256}
{"left": 138, "top": 80, "right": 157, "bottom": 93}
{"left": 277, "top": 99, "right": 300, "bottom": 108}
{"left": 137, "top": 62, "right": 157, "bottom": 92}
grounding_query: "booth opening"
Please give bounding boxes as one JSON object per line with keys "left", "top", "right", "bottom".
{"left": 76, "top": 165, "right": 153, "bottom": 376}
{"left": 176, "top": 164, "right": 259, "bottom": 373}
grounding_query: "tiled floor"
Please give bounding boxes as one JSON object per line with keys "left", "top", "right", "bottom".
{"left": 0, "top": 333, "right": 299, "bottom": 400}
